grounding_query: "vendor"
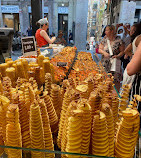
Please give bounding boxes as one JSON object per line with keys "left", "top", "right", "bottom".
{"left": 35, "top": 18, "right": 56, "bottom": 47}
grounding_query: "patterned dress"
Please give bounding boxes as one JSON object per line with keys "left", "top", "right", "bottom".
{"left": 100, "top": 36, "right": 124, "bottom": 86}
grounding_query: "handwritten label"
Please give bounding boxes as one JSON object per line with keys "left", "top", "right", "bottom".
{"left": 21, "top": 36, "right": 36, "bottom": 54}
{"left": 57, "top": 62, "right": 67, "bottom": 67}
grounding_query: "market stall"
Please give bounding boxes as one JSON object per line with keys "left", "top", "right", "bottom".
{"left": 0, "top": 46, "right": 140, "bottom": 158}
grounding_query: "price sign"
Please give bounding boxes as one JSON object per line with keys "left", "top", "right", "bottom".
{"left": 21, "top": 36, "right": 36, "bottom": 54}
{"left": 57, "top": 62, "right": 67, "bottom": 67}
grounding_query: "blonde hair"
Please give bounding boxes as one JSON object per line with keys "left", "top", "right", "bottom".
{"left": 107, "top": 25, "right": 115, "bottom": 33}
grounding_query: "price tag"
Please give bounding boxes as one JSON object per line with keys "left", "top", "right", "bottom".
{"left": 57, "top": 62, "right": 67, "bottom": 67}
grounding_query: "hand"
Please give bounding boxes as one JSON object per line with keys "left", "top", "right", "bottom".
{"left": 124, "top": 54, "right": 129, "bottom": 59}
{"left": 104, "top": 53, "right": 110, "bottom": 58}
{"left": 52, "top": 37, "right": 56, "bottom": 40}
{"left": 112, "top": 55, "right": 118, "bottom": 58}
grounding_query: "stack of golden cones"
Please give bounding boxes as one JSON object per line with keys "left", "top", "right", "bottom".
{"left": 61, "top": 101, "right": 77, "bottom": 155}
{"left": 119, "top": 84, "right": 130, "bottom": 118}
{"left": 66, "top": 109, "right": 83, "bottom": 158}
{"left": 45, "top": 73, "right": 52, "bottom": 96}
{"left": 18, "top": 90, "right": 31, "bottom": 149}
{"left": 112, "top": 94, "right": 119, "bottom": 133}
{"left": 0, "top": 96, "right": 10, "bottom": 144}
{"left": 101, "top": 103, "right": 114, "bottom": 157}
{"left": 115, "top": 108, "right": 140, "bottom": 158}
{"left": 38, "top": 99, "right": 54, "bottom": 158}
{"left": 77, "top": 99, "right": 92, "bottom": 154}
{"left": 30, "top": 100, "right": 45, "bottom": 158}
{"left": 51, "top": 84, "right": 62, "bottom": 119}
{"left": 42, "top": 91, "right": 58, "bottom": 133}
{"left": 57, "top": 88, "right": 75, "bottom": 149}
{"left": 92, "top": 112, "right": 109, "bottom": 157}
{"left": 88, "top": 91, "right": 102, "bottom": 120}
{"left": 6, "top": 104, "right": 22, "bottom": 158}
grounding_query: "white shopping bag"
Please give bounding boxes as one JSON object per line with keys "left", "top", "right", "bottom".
{"left": 107, "top": 39, "right": 121, "bottom": 73}
{"left": 110, "top": 58, "right": 121, "bottom": 73}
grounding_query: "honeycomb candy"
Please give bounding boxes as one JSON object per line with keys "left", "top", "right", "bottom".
{"left": 115, "top": 108, "right": 140, "bottom": 158}
{"left": 21, "top": 59, "right": 29, "bottom": 79}
{"left": 16, "top": 61, "right": 26, "bottom": 79}
{"left": 38, "top": 99, "right": 54, "bottom": 158}
{"left": 41, "top": 91, "right": 58, "bottom": 133}
{"left": 101, "top": 103, "right": 114, "bottom": 157}
{"left": 6, "top": 104, "right": 22, "bottom": 158}
{"left": 45, "top": 73, "right": 52, "bottom": 96}
{"left": 0, "top": 63, "right": 8, "bottom": 77}
{"left": 43, "top": 59, "right": 51, "bottom": 74}
{"left": 57, "top": 88, "right": 75, "bottom": 149}
{"left": 77, "top": 99, "right": 91, "bottom": 154}
{"left": 6, "top": 67, "right": 16, "bottom": 87}
{"left": 51, "top": 84, "right": 62, "bottom": 119}
{"left": 38, "top": 55, "right": 45, "bottom": 67}
{"left": 0, "top": 80, "right": 3, "bottom": 95}
{"left": 30, "top": 100, "right": 45, "bottom": 158}
{"left": 92, "top": 112, "right": 109, "bottom": 157}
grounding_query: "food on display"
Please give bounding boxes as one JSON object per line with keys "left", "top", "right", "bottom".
{"left": 0, "top": 46, "right": 140, "bottom": 158}
{"left": 115, "top": 108, "right": 140, "bottom": 158}
{"left": 119, "top": 84, "right": 130, "bottom": 118}
{"left": 92, "top": 112, "right": 109, "bottom": 157}
{"left": 38, "top": 99, "right": 54, "bottom": 158}
{"left": 6, "top": 104, "right": 22, "bottom": 158}
{"left": 30, "top": 99, "right": 45, "bottom": 158}
{"left": 51, "top": 84, "right": 62, "bottom": 119}
{"left": 101, "top": 103, "right": 114, "bottom": 157}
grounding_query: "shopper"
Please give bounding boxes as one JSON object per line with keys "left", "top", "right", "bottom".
{"left": 68, "top": 30, "right": 73, "bottom": 44}
{"left": 124, "top": 23, "right": 141, "bottom": 57}
{"left": 122, "top": 22, "right": 141, "bottom": 86}
{"left": 35, "top": 18, "right": 56, "bottom": 47}
{"left": 127, "top": 42, "right": 141, "bottom": 110}
{"left": 120, "top": 23, "right": 131, "bottom": 70}
{"left": 99, "top": 25, "right": 124, "bottom": 91}
{"left": 27, "top": 27, "right": 32, "bottom": 36}
{"left": 55, "top": 30, "right": 67, "bottom": 46}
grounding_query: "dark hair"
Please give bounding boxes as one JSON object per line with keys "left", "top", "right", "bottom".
{"left": 131, "top": 22, "right": 141, "bottom": 42}
{"left": 118, "top": 29, "right": 123, "bottom": 34}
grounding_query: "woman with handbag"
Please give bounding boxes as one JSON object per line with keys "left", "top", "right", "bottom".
{"left": 99, "top": 25, "right": 125, "bottom": 92}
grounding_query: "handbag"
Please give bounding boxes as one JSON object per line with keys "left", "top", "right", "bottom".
{"left": 107, "top": 39, "right": 121, "bottom": 73}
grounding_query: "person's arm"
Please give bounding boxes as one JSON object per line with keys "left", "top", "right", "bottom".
{"left": 124, "top": 43, "right": 132, "bottom": 56}
{"left": 98, "top": 43, "right": 110, "bottom": 58}
{"left": 40, "top": 30, "right": 56, "bottom": 44}
{"left": 127, "top": 42, "right": 141, "bottom": 76}
{"left": 135, "top": 35, "right": 141, "bottom": 47}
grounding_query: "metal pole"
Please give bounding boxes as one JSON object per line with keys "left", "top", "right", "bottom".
{"left": 31, "top": 0, "right": 42, "bottom": 36}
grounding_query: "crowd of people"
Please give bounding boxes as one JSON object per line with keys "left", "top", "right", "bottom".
{"left": 98, "top": 22, "right": 141, "bottom": 109}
